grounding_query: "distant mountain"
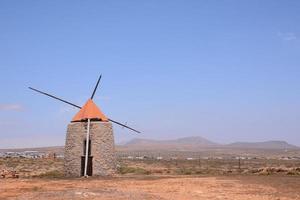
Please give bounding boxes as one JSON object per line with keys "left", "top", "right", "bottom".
{"left": 123, "top": 137, "right": 299, "bottom": 151}
{"left": 226, "top": 141, "right": 299, "bottom": 149}
{"left": 123, "top": 136, "right": 219, "bottom": 151}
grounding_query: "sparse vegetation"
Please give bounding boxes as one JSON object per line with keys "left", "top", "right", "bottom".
{"left": 33, "top": 170, "right": 64, "bottom": 178}
{"left": 117, "top": 157, "right": 300, "bottom": 176}
{"left": 1, "top": 150, "right": 300, "bottom": 178}
{"left": 118, "top": 166, "right": 151, "bottom": 175}
{"left": 177, "top": 168, "right": 193, "bottom": 175}
{"left": 0, "top": 158, "right": 63, "bottom": 178}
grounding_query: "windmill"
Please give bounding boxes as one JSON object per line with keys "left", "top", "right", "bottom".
{"left": 29, "top": 75, "right": 140, "bottom": 177}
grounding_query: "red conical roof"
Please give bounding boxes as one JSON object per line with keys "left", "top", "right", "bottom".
{"left": 72, "top": 99, "right": 108, "bottom": 122}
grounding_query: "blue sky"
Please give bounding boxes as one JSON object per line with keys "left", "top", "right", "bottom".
{"left": 0, "top": 0, "right": 300, "bottom": 148}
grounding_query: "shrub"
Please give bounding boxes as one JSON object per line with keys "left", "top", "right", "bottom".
{"left": 176, "top": 168, "right": 193, "bottom": 175}
{"left": 34, "top": 170, "right": 63, "bottom": 178}
{"left": 118, "top": 166, "right": 150, "bottom": 175}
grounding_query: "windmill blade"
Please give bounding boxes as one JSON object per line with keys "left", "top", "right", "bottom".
{"left": 121, "top": 122, "right": 128, "bottom": 130}
{"left": 91, "top": 74, "right": 102, "bottom": 99}
{"left": 108, "top": 118, "right": 141, "bottom": 133}
{"left": 28, "top": 87, "right": 82, "bottom": 109}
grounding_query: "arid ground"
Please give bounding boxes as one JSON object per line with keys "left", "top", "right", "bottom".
{"left": 1, "top": 155, "right": 300, "bottom": 200}
{"left": 1, "top": 175, "right": 300, "bottom": 200}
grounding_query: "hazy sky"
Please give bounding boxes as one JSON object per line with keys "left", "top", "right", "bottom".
{"left": 0, "top": 0, "right": 300, "bottom": 148}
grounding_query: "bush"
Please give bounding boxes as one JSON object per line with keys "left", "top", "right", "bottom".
{"left": 176, "top": 168, "right": 193, "bottom": 175}
{"left": 34, "top": 170, "right": 63, "bottom": 178}
{"left": 118, "top": 166, "right": 150, "bottom": 175}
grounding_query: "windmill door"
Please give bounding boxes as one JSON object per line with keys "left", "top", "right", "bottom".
{"left": 81, "top": 156, "right": 93, "bottom": 176}
{"left": 81, "top": 139, "right": 93, "bottom": 176}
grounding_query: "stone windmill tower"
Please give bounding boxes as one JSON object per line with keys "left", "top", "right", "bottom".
{"left": 29, "top": 75, "right": 140, "bottom": 177}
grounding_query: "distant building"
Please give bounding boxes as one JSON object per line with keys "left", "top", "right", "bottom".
{"left": 1, "top": 151, "right": 45, "bottom": 158}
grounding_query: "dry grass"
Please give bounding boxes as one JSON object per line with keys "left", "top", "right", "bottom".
{"left": 1, "top": 156, "right": 300, "bottom": 178}
{"left": 118, "top": 166, "right": 151, "bottom": 175}
{"left": 118, "top": 158, "right": 300, "bottom": 176}
{"left": 33, "top": 170, "right": 64, "bottom": 178}
{"left": 0, "top": 158, "right": 63, "bottom": 177}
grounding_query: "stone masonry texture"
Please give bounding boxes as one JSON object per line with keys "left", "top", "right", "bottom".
{"left": 64, "top": 121, "right": 116, "bottom": 177}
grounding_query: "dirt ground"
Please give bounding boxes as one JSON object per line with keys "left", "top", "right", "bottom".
{"left": 1, "top": 175, "right": 300, "bottom": 200}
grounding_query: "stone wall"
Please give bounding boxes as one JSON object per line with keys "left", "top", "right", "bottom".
{"left": 64, "top": 121, "right": 116, "bottom": 177}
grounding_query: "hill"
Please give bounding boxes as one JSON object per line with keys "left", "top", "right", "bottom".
{"left": 226, "top": 141, "right": 299, "bottom": 149}
{"left": 123, "top": 137, "right": 299, "bottom": 151}
{"left": 124, "top": 136, "right": 219, "bottom": 151}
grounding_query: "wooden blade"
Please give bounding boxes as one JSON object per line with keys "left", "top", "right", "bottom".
{"left": 91, "top": 75, "right": 102, "bottom": 100}
{"left": 28, "top": 87, "right": 82, "bottom": 109}
{"left": 108, "top": 118, "right": 141, "bottom": 133}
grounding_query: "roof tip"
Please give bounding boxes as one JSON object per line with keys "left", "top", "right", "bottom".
{"left": 71, "top": 99, "right": 108, "bottom": 122}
